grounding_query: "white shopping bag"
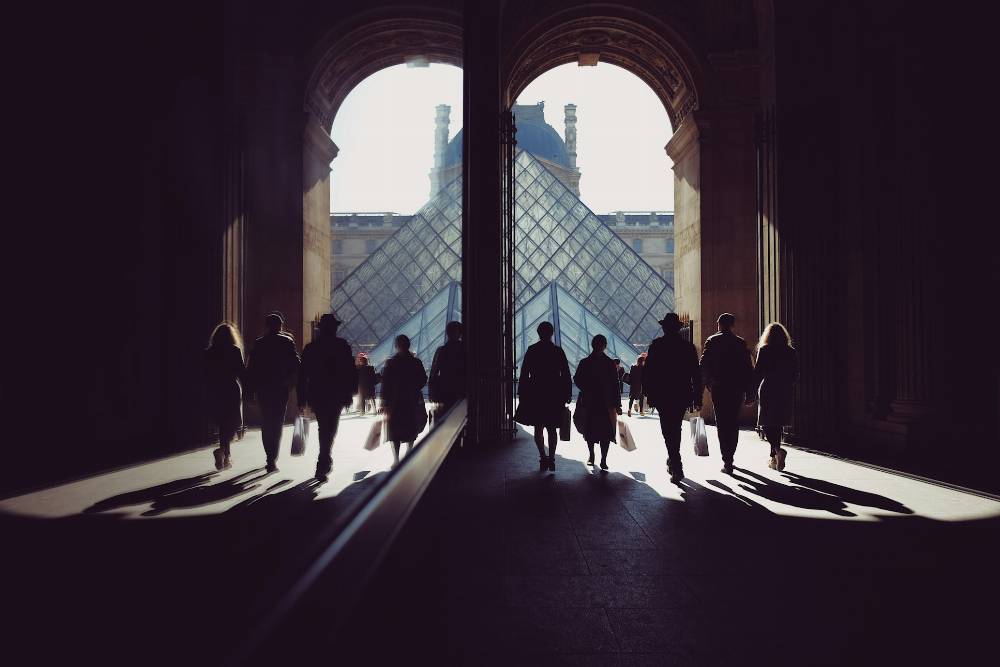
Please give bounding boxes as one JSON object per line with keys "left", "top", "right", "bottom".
{"left": 291, "top": 415, "right": 309, "bottom": 456}
{"left": 617, "top": 418, "right": 637, "bottom": 452}
{"left": 363, "top": 417, "right": 385, "bottom": 451}
{"left": 690, "top": 417, "right": 709, "bottom": 456}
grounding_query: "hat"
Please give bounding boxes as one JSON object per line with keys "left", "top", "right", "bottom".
{"left": 658, "top": 312, "right": 683, "bottom": 329}
{"left": 318, "top": 313, "right": 342, "bottom": 330}
{"left": 265, "top": 310, "right": 285, "bottom": 324}
{"left": 717, "top": 312, "right": 736, "bottom": 326}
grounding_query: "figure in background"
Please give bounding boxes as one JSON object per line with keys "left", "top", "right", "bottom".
{"left": 381, "top": 335, "right": 428, "bottom": 468}
{"left": 298, "top": 314, "right": 357, "bottom": 482}
{"left": 643, "top": 313, "right": 702, "bottom": 484}
{"left": 517, "top": 321, "right": 572, "bottom": 471}
{"left": 574, "top": 334, "right": 620, "bottom": 471}
{"left": 356, "top": 353, "right": 379, "bottom": 415}
{"left": 248, "top": 311, "right": 300, "bottom": 473}
{"left": 428, "top": 320, "right": 467, "bottom": 417}
{"left": 753, "top": 322, "right": 798, "bottom": 471}
{"left": 613, "top": 358, "right": 626, "bottom": 400}
{"left": 204, "top": 322, "right": 247, "bottom": 471}
{"left": 700, "top": 312, "right": 754, "bottom": 474}
{"left": 627, "top": 354, "right": 647, "bottom": 416}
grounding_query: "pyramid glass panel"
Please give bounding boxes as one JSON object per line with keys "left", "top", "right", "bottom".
{"left": 366, "top": 282, "right": 462, "bottom": 374}
{"left": 330, "top": 150, "right": 673, "bottom": 357}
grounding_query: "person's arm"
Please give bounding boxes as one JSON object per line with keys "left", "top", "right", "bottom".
{"left": 690, "top": 344, "right": 703, "bottom": 409}
{"left": 517, "top": 349, "right": 531, "bottom": 397}
{"left": 743, "top": 341, "right": 756, "bottom": 403}
{"left": 573, "top": 360, "right": 585, "bottom": 393}
{"left": 559, "top": 348, "right": 572, "bottom": 403}
{"left": 296, "top": 346, "right": 310, "bottom": 409}
{"left": 428, "top": 347, "right": 442, "bottom": 402}
{"left": 699, "top": 338, "right": 714, "bottom": 389}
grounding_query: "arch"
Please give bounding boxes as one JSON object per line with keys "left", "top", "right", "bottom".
{"left": 503, "top": 11, "right": 703, "bottom": 131}
{"left": 305, "top": 10, "right": 463, "bottom": 130}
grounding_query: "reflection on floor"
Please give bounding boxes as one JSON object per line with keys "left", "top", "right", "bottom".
{"left": 3, "top": 404, "right": 999, "bottom": 665}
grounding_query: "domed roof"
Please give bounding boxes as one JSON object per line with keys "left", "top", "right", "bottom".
{"left": 443, "top": 102, "right": 572, "bottom": 168}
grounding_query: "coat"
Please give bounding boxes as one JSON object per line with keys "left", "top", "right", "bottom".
{"left": 573, "top": 352, "right": 619, "bottom": 443}
{"left": 428, "top": 339, "right": 466, "bottom": 407}
{"left": 517, "top": 340, "right": 572, "bottom": 427}
{"left": 700, "top": 331, "right": 753, "bottom": 393}
{"left": 381, "top": 352, "right": 428, "bottom": 442}
{"left": 297, "top": 335, "right": 357, "bottom": 414}
{"left": 643, "top": 333, "right": 702, "bottom": 410}
{"left": 754, "top": 344, "right": 798, "bottom": 427}
{"left": 247, "top": 331, "right": 300, "bottom": 399}
{"left": 357, "top": 365, "right": 378, "bottom": 400}
{"left": 627, "top": 363, "right": 645, "bottom": 399}
{"left": 204, "top": 344, "right": 246, "bottom": 433}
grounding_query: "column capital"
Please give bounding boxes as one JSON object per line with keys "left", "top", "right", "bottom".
{"left": 303, "top": 112, "right": 339, "bottom": 166}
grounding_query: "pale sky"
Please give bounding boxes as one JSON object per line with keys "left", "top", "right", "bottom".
{"left": 330, "top": 62, "right": 673, "bottom": 214}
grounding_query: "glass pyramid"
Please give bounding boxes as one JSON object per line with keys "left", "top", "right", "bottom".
{"left": 331, "top": 149, "right": 674, "bottom": 354}
{"left": 365, "top": 281, "right": 462, "bottom": 372}
{"left": 515, "top": 282, "right": 640, "bottom": 381}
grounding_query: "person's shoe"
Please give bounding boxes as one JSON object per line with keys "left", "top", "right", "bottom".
{"left": 266, "top": 462, "right": 278, "bottom": 473}
{"left": 213, "top": 449, "right": 224, "bottom": 471}
{"left": 721, "top": 463, "right": 734, "bottom": 474}
{"left": 776, "top": 448, "right": 787, "bottom": 471}
{"left": 223, "top": 455, "right": 233, "bottom": 470}
{"left": 670, "top": 472, "right": 683, "bottom": 484}
{"left": 768, "top": 456, "right": 777, "bottom": 470}
{"left": 539, "top": 457, "right": 548, "bottom": 471}
{"left": 587, "top": 454, "right": 595, "bottom": 466}
{"left": 548, "top": 458, "right": 556, "bottom": 472}
{"left": 627, "top": 410, "right": 632, "bottom": 417}
{"left": 315, "top": 473, "right": 328, "bottom": 483}
{"left": 600, "top": 461, "right": 609, "bottom": 470}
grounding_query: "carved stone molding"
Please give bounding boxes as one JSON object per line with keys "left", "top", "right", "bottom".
{"left": 505, "top": 16, "right": 699, "bottom": 129}
{"left": 306, "top": 17, "right": 462, "bottom": 129}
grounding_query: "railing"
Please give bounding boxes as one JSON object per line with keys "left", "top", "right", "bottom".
{"left": 228, "top": 399, "right": 468, "bottom": 666}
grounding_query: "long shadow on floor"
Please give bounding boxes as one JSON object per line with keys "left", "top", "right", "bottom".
{"left": 731, "top": 467, "right": 857, "bottom": 516}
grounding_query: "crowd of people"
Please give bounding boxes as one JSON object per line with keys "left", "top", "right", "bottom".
{"left": 203, "top": 307, "right": 796, "bottom": 486}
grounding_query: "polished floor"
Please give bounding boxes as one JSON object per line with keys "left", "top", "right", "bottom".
{"left": 3, "top": 405, "right": 998, "bottom": 665}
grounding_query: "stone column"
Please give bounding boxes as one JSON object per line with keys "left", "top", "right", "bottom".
{"left": 563, "top": 104, "right": 580, "bottom": 195}
{"left": 303, "top": 112, "right": 338, "bottom": 344}
{"left": 430, "top": 104, "right": 451, "bottom": 196}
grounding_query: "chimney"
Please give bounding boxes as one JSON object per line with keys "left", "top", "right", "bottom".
{"left": 430, "top": 104, "right": 451, "bottom": 196}
{"left": 564, "top": 104, "right": 578, "bottom": 169}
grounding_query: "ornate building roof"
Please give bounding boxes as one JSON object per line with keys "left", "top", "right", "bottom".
{"left": 443, "top": 102, "right": 573, "bottom": 169}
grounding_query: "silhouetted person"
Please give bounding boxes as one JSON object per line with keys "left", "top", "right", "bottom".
{"left": 700, "top": 312, "right": 754, "bottom": 474}
{"left": 614, "top": 358, "right": 625, "bottom": 398}
{"left": 356, "top": 353, "right": 378, "bottom": 415}
{"left": 627, "top": 354, "right": 647, "bottom": 416}
{"left": 428, "top": 320, "right": 467, "bottom": 416}
{"left": 381, "top": 334, "right": 428, "bottom": 468}
{"left": 298, "top": 314, "right": 357, "bottom": 482}
{"left": 643, "top": 313, "right": 702, "bottom": 484}
{"left": 517, "top": 321, "right": 572, "bottom": 471}
{"left": 753, "top": 322, "right": 798, "bottom": 471}
{"left": 204, "top": 322, "right": 247, "bottom": 471}
{"left": 248, "top": 311, "right": 300, "bottom": 472}
{"left": 574, "top": 334, "right": 619, "bottom": 470}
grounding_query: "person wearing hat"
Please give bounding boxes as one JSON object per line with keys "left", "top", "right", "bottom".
{"left": 700, "top": 312, "right": 754, "bottom": 474}
{"left": 248, "top": 311, "right": 300, "bottom": 472}
{"left": 643, "top": 313, "right": 702, "bottom": 483}
{"left": 298, "top": 314, "right": 357, "bottom": 482}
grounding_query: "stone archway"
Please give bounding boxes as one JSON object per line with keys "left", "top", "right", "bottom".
{"left": 298, "top": 11, "right": 463, "bottom": 344}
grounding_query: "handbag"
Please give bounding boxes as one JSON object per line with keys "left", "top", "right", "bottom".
{"left": 690, "top": 417, "right": 709, "bottom": 456}
{"left": 363, "top": 417, "right": 385, "bottom": 451}
{"left": 559, "top": 406, "right": 571, "bottom": 441}
{"left": 291, "top": 415, "right": 309, "bottom": 456}
{"left": 617, "top": 418, "right": 637, "bottom": 452}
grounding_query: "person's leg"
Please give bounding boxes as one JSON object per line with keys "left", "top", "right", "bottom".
{"left": 390, "top": 441, "right": 401, "bottom": 467}
{"left": 260, "top": 393, "right": 288, "bottom": 470}
{"left": 599, "top": 441, "right": 610, "bottom": 469}
{"left": 587, "top": 442, "right": 595, "bottom": 465}
{"left": 714, "top": 390, "right": 741, "bottom": 469}
{"left": 315, "top": 411, "right": 340, "bottom": 480}
{"left": 659, "top": 404, "right": 686, "bottom": 478}
{"left": 763, "top": 426, "right": 781, "bottom": 457}
{"left": 546, "top": 426, "right": 557, "bottom": 469}
{"left": 639, "top": 394, "right": 646, "bottom": 415}
{"left": 627, "top": 398, "right": 635, "bottom": 416}
{"left": 533, "top": 425, "right": 547, "bottom": 469}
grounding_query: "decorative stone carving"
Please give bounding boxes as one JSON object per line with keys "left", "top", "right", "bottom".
{"left": 505, "top": 16, "right": 698, "bottom": 129}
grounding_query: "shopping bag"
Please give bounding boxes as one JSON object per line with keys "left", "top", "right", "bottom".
{"left": 291, "top": 415, "right": 309, "bottom": 456}
{"left": 690, "top": 417, "right": 709, "bottom": 456}
{"left": 617, "top": 418, "right": 637, "bottom": 452}
{"left": 363, "top": 417, "right": 385, "bottom": 451}
{"left": 559, "top": 406, "right": 571, "bottom": 441}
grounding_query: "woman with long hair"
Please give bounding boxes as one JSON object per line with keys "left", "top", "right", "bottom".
{"left": 517, "top": 321, "right": 572, "bottom": 471}
{"left": 574, "top": 334, "right": 620, "bottom": 470}
{"left": 380, "top": 334, "right": 428, "bottom": 468}
{"left": 753, "top": 322, "right": 798, "bottom": 471}
{"left": 204, "top": 322, "right": 247, "bottom": 471}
